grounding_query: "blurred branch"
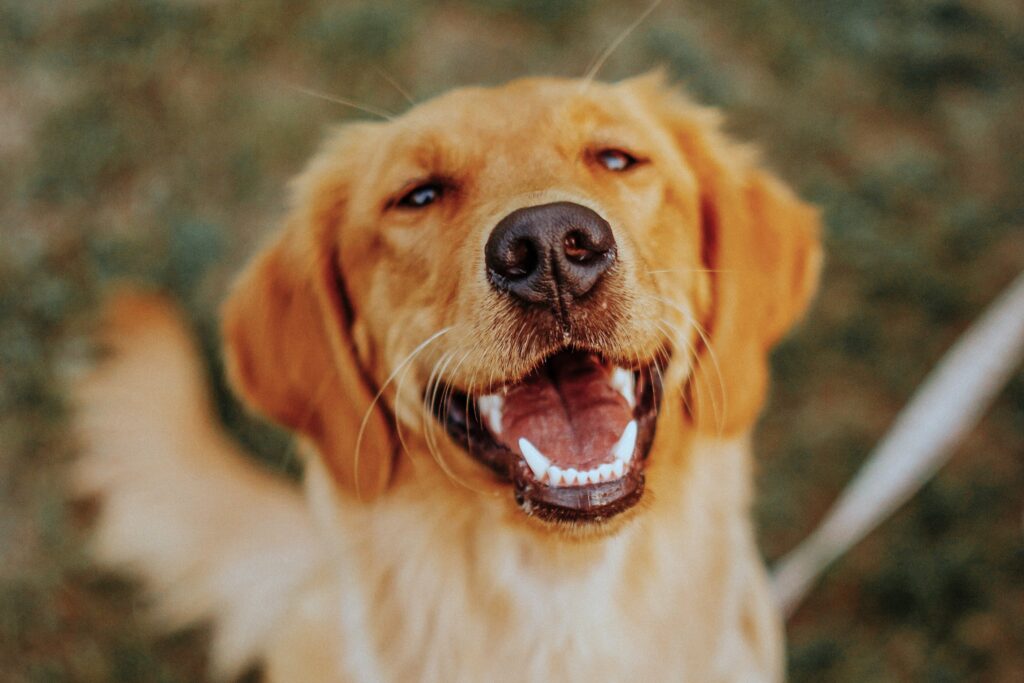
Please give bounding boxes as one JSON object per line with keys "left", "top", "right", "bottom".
{"left": 772, "top": 270, "right": 1024, "bottom": 618}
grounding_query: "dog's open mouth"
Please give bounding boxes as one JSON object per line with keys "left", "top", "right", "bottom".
{"left": 429, "top": 350, "right": 662, "bottom": 523}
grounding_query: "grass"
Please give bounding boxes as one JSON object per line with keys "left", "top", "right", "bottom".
{"left": 1, "top": 0, "right": 1022, "bottom": 680}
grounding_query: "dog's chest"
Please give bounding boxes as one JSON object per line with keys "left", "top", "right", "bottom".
{"left": 275, "top": 441, "right": 778, "bottom": 682}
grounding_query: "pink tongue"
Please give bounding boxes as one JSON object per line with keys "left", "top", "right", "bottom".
{"left": 499, "top": 354, "right": 632, "bottom": 470}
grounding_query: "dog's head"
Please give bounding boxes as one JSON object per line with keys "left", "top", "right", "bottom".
{"left": 222, "top": 74, "right": 821, "bottom": 526}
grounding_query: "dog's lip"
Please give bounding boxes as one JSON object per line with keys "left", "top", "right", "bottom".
{"left": 428, "top": 349, "right": 663, "bottom": 523}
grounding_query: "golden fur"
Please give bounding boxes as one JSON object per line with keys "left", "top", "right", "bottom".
{"left": 74, "top": 73, "right": 821, "bottom": 681}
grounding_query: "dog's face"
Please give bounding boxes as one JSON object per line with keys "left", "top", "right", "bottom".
{"left": 223, "top": 74, "right": 821, "bottom": 526}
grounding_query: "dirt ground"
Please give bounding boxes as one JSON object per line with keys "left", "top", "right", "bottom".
{"left": 1, "top": 1, "right": 1022, "bottom": 680}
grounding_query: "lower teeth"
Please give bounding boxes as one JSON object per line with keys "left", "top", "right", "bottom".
{"left": 517, "top": 419, "right": 637, "bottom": 487}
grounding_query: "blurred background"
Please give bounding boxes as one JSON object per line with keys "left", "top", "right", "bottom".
{"left": 1, "top": 0, "right": 1022, "bottom": 680}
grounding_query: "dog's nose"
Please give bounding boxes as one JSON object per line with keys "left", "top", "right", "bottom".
{"left": 485, "top": 202, "right": 616, "bottom": 305}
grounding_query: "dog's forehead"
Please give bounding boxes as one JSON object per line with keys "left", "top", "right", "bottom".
{"left": 345, "top": 78, "right": 664, "bottom": 194}
{"left": 393, "top": 78, "right": 638, "bottom": 141}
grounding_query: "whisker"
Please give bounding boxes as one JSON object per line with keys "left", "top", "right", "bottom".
{"left": 465, "top": 360, "right": 478, "bottom": 468}
{"left": 648, "top": 341, "right": 668, "bottom": 419}
{"left": 630, "top": 345, "right": 657, "bottom": 423}
{"left": 646, "top": 293, "right": 726, "bottom": 434}
{"left": 640, "top": 321, "right": 675, "bottom": 427}
{"left": 439, "top": 349, "right": 492, "bottom": 494}
{"left": 683, "top": 317, "right": 726, "bottom": 437}
{"left": 425, "top": 348, "right": 462, "bottom": 482}
{"left": 286, "top": 83, "right": 397, "bottom": 121}
{"left": 650, "top": 319, "right": 680, "bottom": 378}
{"left": 372, "top": 65, "right": 416, "bottom": 106}
{"left": 462, "top": 350, "right": 505, "bottom": 499}
{"left": 580, "top": 0, "right": 664, "bottom": 91}
{"left": 446, "top": 350, "right": 497, "bottom": 493}
{"left": 353, "top": 326, "right": 452, "bottom": 499}
{"left": 422, "top": 349, "right": 454, "bottom": 478}
{"left": 643, "top": 281, "right": 733, "bottom": 435}
{"left": 423, "top": 348, "right": 488, "bottom": 493}
{"left": 392, "top": 350, "right": 426, "bottom": 468}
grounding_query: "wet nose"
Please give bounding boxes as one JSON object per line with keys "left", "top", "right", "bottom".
{"left": 485, "top": 201, "right": 616, "bottom": 306}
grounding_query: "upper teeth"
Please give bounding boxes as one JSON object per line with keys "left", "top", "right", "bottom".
{"left": 611, "top": 420, "right": 637, "bottom": 463}
{"left": 517, "top": 419, "right": 637, "bottom": 488}
{"left": 610, "top": 367, "right": 636, "bottom": 408}
{"left": 478, "top": 394, "right": 504, "bottom": 435}
{"left": 518, "top": 437, "right": 551, "bottom": 480}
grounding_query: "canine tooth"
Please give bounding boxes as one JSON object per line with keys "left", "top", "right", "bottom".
{"left": 598, "top": 463, "right": 614, "bottom": 481}
{"left": 610, "top": 367, "right": 636, "bottom": 408}
{"left": 518, "top": 438, "right": 551, "bottom": 481}
{"left": 548, "top": 466, "right": 564, "bottom": 486}
{"left": 478, "top": 394, "right": 504, "bottom": 435}
{"left": 563, "top": 468, "right": 579, "bottom": 486}
{"left": 612, "top": 420, "right": 638, "bottom": 463}
{"left": 611, "top": 459, "right": 625, "bottom": 478}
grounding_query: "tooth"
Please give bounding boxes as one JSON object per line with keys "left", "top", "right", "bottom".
{"left": 563, "top": 468, "right": 579, "bottom": 486}
{"left": 598, "top": 463, "right": 614, "bottom": 481}
{"left": 612, "top": 420, "right": 638, "bottom": 463}
{"left": 518, "top": 438, "right": 551, "bottom": 481}
{"left": 585, "top": 468, "right": 601, "bottom": 485}
{"left": 610, "top": 367, "right": 636, "bottom": 408}
{"left": 611, "top": 459, "right": 625, "bottom": 478}
{"left": 548, "top": 466, "right": 564, "bottom": 486}
{"left": 478, "top": 394, "right": 504, "bottom": 435}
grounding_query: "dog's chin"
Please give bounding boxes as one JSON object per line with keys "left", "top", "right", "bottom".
{"left": 506, "top": 488, "right": 654, "bottom": 541}
{"left": 429, "top": 348, "right": 664, "bottom": 526}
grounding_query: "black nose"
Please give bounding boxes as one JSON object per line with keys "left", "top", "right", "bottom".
{"left": 485, "top": 202, "right": 616, "bottom": 305}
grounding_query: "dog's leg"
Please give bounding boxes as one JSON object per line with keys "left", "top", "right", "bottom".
{"left": 72, "top": 291, "right": 321, "bottom": 679}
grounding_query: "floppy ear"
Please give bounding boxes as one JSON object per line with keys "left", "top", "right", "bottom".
{"left": 644, "top": 79, "right": 823, "bottom": 434}
{"left": 221, "top": 153, "right": 394, "bottom": 498}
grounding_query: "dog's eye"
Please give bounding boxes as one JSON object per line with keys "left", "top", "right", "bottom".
{"left": 397, "top": 183, "right": 443, "bottom": 209}
{"left": 595, "top": 148, "right": 638, "bottom": 172}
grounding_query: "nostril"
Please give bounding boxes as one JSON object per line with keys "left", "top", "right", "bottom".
{"left": 563, "top": 230, "right": 601, "bottom": 264}
{"left": 557, "top": 216, "right": 616, "bottom": 300}
{"left": 505, "top": 239, "right": 538, "bottom": 279}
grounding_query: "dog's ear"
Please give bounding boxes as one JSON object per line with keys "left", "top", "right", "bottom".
{"left": 639, "top": 76, "right": 823, "bottom": 434}
{"left": 222, "top": 140, "right": 394, "bottom": 498}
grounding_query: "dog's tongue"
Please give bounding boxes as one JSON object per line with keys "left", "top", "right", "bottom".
{"left": 500, "top": 353, "right": 631, "bottom": 471}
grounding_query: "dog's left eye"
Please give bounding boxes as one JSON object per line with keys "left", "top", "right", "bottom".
{"left": 595, "top": 148, "right": 639, "bottom": 172}
{"left": 397, "top": 183, "right": 443, "bottom": 209}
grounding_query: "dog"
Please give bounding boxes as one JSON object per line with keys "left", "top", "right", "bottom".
{"left": 74, "top": 72, "right": 821, "bottom": 682}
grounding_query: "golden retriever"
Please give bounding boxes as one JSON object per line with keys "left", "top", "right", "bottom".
{"left": 74, "top": 72, "right": 821, "bottom": 682}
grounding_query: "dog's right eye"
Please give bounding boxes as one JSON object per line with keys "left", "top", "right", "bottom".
{"left": 595, "top": 148, "right": 638, "bottom": 172}
{"left": 396, "top": 183, "right": 443, "bottom": 209}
